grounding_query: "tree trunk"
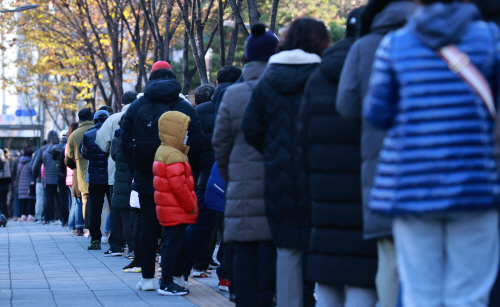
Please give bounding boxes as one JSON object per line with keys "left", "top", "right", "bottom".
{"left": 218, "top": 0, "right": 225, "bottom": 67}
{"left": 182, "top": 26, "right": 191, "bottom": 95}
{"left": 270, "top": 0, "right": 280, "bottom": 33}
{"left": 227, "top": 0, "right": 249, "bottom": 38}
{"left": 164, "top": 0, "right": 174, "bottom": 62}
{"left": 247, "top": 0, "right": 259, "bottom": 25}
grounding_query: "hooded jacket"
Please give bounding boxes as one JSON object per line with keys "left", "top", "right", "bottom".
{"left": 121, "top": 77, "right": 204, "bottom": 195}
{"left": 96, "top": 103, "right": 131, "bottom": 185}
{"left": 66, "top": 121, "right": 93, "bottom": 194}
{"left": 110, "top": 129, "right": 132, "bottom": 209}
{"left": 242, "top": 49, "right": 320, "bottom": 248}
{"left": 42, "top": 144, "right": 58, "bottom": 185}
{"left": 213, "top": 61, "right": 272, "bottom": 243}
{"left": 153, "top": 111, "right": 198, "bottom": 226}
{"left": 81, "top": 122, "right": 109, "bottom": 185}
{"left": 336, "top": 1, "right": 416, "bottom": 239}
{"left": 51, "top": 136, "right": 67, "bottom": 178}
{"left": 299, "top": 38, "right": 377, "bottom": 286}
{"left": 32, "top": 130, "right": 58, "bottom": 183}
{"left": 364, "top": 3, "right": 500, "bottom": 214}
{"left": 17, "top": 156, "right": 35, "bottom": 200}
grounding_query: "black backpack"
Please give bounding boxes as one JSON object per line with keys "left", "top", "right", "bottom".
{"left": 132, "top": 98, "right": 182, "bottom": 172}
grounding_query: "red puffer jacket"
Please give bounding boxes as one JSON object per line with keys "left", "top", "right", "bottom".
{"left": 153, "top": 161, "right": 198, "bottom": 226}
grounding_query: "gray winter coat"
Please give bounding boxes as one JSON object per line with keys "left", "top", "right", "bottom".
{"left": 213, "top": 61, "right": 272, "bottom": 243}
{"left": 336, "top": 1, "right": 416, "bottom": 240}
{"left": 18, "top": 156, "right": 35, "bottom": 200}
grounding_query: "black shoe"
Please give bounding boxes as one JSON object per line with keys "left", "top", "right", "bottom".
{"left": 88, "top": 240, "right": 101, "bottom": 250}
{"left": 158, "top": 283, "right": 189, "bottom": 296}
{"left": 123, "top": 260, "right": 141, "bottom": 273}
{"left": 104, "top": 249, "right": 122, "bottom": 257}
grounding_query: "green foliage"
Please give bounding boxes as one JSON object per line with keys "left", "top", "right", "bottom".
{"left": 329, "top": 18, "right": 346, "bottom": 43}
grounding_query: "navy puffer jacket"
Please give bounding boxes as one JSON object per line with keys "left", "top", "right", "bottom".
{"left": 364, "top": 3, "right": 500, "bottom": 214}
{"left": 242, "top": 49, "right": 320, "bottom": 249}
{"left": 81, "top": 122, "right": 108, "bottom": 185}
{"left": 42, "top": 145, "right": 58, "bottom": 185}
{"left": 18, "top": 156, "right": 35, "bottom": 200}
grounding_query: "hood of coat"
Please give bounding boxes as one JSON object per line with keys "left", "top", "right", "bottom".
{"left": 242, "top": 61, "right": 267, "bottom": 81}
{"left": 371, "top": 1, "right": 417, "bottom": 35}
{"left": 19, "top": 156, "right": 31, "bottom": 164}
{"left": 320, "top": 37, "right": 356, "bottom": 83}
{"left": 158, "top": 111, "right": 190, "bottom": 150}
{"left": 93, "top": 122, "right": 104, "bottom": 130}
{"left": 266, "top": 49, "right": 321, "bottom": 95}
{"left": 212, "top": 82, "right": 233, "bottom": 104}
{"left": 409, "top": 2, "right": 480, "bottom": 49}
{"left": 121, "top": 103, "right": 131, "bottom": 113}
{"left": 144, "top": 77, "right": 182, "bottom": 103}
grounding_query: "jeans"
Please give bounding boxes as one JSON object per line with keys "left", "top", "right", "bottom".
{"left": 13, "top": 187, "right": 20, "bottom": 218}
{"left": 43, "top": 184, "right": 58, "bottom": 222}
{"left": 315, "top": 284, "right": 377, "bottom": 307}
{"left": 138, "top": 193, "right": 161, "bottom": 279}
{"left": 67, "top": 196, "right": 84, "bottom": 229}
{"left": 394, "top": 210, "right": 499, "bottom": 307}
{"left": 20, "top": 199, "right": 35, "bottom": 216}
{"left": 233, "top": 241, "right": 277, "bottom": 307}
{"left": 376, "top": 237, "right": 399, "bottom": 307}
{"left": 88, "top": 184, "right": 111, "bottom": 242}
{"left": 104, "top": 213, "right": 111, "bottom": 234}
{"left": 57, "top": 176, "right": 69, "bottom": 224}
{"left": 160, "top": 224, "right": 188, "bottom": 286}
{"left": 35, "top": 182, "right": 44, "bottom": 220}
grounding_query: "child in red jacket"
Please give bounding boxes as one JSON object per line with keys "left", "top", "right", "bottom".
{"left": 153, "top": 111, "right": 198, "bottom": 296}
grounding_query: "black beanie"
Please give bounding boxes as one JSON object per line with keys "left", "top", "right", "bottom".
{"left": 78, "top": 108, "right": 93, "bottom": 122}
{"left": 244, "top": 23, "right": 280, "bottom": 62}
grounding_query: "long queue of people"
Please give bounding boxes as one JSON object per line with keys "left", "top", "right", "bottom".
{"left": 2, "top": 0, "right": 500, "bottom": 306}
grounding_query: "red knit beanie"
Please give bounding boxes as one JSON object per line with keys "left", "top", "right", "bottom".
{"left": 151, "top": 61, "right": 172, "bottom": 71}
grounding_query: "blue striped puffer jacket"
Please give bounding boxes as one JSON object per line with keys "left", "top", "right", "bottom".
{"left": 364, "top": 14, "right": 500, "bottom": 214}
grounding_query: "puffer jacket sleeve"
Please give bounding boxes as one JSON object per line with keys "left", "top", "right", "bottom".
{"left": 80, "top": 134, "right": 89, "bottom": 160}
{"left": 186, "top": 107, "right": 204, "bottom": 155}
{"left": 31, "top": 148, "right": 43, "bottom": 179}
{"left": 336, "top": 42, "right": 362, "bottom": 125}
{"left": 242, "top": 81, "right": 267, "bottom": 154}
{"left": 212, "top": 94, "right": 233, "bottom": 181}
{"left": 363, "top": 35, "right": 399, "bottom": 129}
{"left": 110, "top": 136, "right": 118, "bottom": 162}
{"left": 121, "top": 101, "right": 140, "bottom": 174}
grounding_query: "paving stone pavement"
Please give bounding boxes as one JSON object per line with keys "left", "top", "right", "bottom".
{"left": 0, "top": 220, "right": 231, "bottom": 307}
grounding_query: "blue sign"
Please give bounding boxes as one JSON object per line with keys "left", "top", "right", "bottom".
{"left": 15, "top": 109, "right": 36, "bottom": 117}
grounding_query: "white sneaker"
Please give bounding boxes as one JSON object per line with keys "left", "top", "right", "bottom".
{"left": 101, "top": 236, "right": 109, "bottom": 245}
{"left": 135, "top": 278, "right": 156, "bottom": 291}
{"left": 173, "top": 276, "right": 190, "bottom": 289}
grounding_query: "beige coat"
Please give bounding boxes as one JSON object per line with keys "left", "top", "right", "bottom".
{"left": 66, "top": 120, "right": 93, "bottom": 194}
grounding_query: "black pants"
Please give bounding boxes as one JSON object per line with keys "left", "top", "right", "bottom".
{"left": 88, "top": 183, "right": 111, "bottom": 242}
{"left": 233, "top": 242, "right": 277, "bottom": 307}
{"left": 183, "top": 194, "right": 224, "bottom": 276}
{"left": 138, "top": 193, "right": 161, "bottom": 278}
{"left": 57, "top": 176, "right": 69, "bottom": 224}
{"left": 20, "top": 199, "right": 35, "bottom": 216}
{"left": 109, "top": 206, "right": 134, "bottom": 253}
{"left": 44, "top": 184, "right": 58, "bottom": 222}
{"left": 132, "top": 209, "right": 142, "bottom": 264}
{"left": 160, "top": 224, "right": 188, "bottom": 286}
{"left": 0, "top": 191, "right": 7, "bottom": 217}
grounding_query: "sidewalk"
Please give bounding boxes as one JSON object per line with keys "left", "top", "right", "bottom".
{"left": 0, "top": 220, "right": 232, "bottom": 307}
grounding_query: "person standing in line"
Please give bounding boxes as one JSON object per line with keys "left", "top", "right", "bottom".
{"left": 0, "top": 149, "right": 12, "bottom": 219}
{"left": 10, "top": 151, "right": 21, "bottom": 220}
{"left": 121, "top": 65, "right": 204, "bottom": 292}
{"left": 51, "top": 130, "right": 69, "bottom": 226}
{"left": 41, "top": 132, "right": 60, "bottom": 225}
{"left": 364, "top": 0, "right": 500, "bottom": 306}
{"left": 66, "top": 108, "right": 94, "bottom": 232}
{"left": 153, "top": 111, "right": 198, "bottom": 296}
{"left": 298, "top": 8, "right": 378, "bottom": 307}
{"left": 65, "top": 123, "right": 84, "bottom": 236}
{"left": 213, "top": 23, "right": 279, "bottom": 307}
{"left": 81, "top": 110, "right": 111, "bottom": 251}
{"left": 17, "top": 147, "right": 35, "bottom": 220}
{"left": 96, "top": 91, "right": 138, "bottom": 258}
{"left": 242, "top": 18, "right": 331, "bottom": 307}
{"left": 336, "top": 1, "right": 416, "bottom": 306}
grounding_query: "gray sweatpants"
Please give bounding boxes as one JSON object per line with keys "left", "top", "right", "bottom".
{"left": 394, "top": 210, "right": 499, "bottom": 307}
{"left": 376, "top": 237, "right": 399, "bottom": 307}
{"left": 34, "top": 182, "right": 44, "bottom": 221}
{"left": 316, "top": 283, "right": 377, "bottom": 307}
{"left": 276, "top": 247, "right": 303, "bottom": 307}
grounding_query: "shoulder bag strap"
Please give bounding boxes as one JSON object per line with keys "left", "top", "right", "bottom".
{"left": 437, "top": 45, "right": 496, "bottom": 121}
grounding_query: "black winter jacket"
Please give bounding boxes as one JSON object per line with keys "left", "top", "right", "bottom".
{"left": 298, "top": 39, "right": 377, "bottom": 287}
{"left": 51, "top": 140, "right": 67, "bottom": 178}
{"left": 121, "top": 77, "right": 204, "bottom": 195}
{"left": 111, "top": 130, "right": 132, "bottom": 209}
{"left": 81, "top": 122, "right": 108, "bottom": 185}
{"left": 242, "top": 49, "right": 321, "bottom": 249}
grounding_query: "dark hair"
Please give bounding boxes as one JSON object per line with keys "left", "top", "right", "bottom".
{"left": 277, "top": 18, "right": 330, "bottom": 56}
{"left": 194, "top": 84, "right": 216, "bottom": 104}
{"left": 41, "top": 140, "right": 48, "bottom": 146}
{"left": 359, "top": 0, "right": 413, "bottom": 37}
{"left": 122, "top": 91, "right": 138, "bottom": 105}
{"left": 99, "top": 106, "right": 113, "bottom": 115}
{"left": 149, "top": 68, "right": 177, "bottom": 81}
{"left": 23, "top": 146, "right": 33, "bottom": 157}
{"left": 216, "top": 66, "right": 242, "bottom": 84}
{"left": 66, "top": 122, "right": 79, "bottom": 139}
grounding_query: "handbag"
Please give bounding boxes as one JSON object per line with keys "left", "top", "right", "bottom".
{"left": 437, "top": 45, "right": 496, "bottom": 120}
